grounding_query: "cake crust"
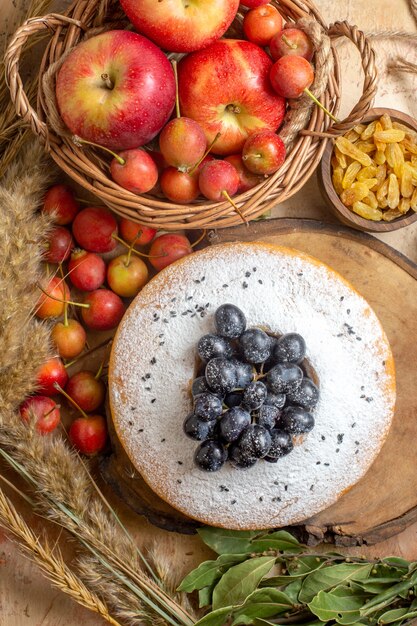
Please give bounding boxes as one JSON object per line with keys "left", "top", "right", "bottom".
{"left": 109, "top": 242, "right": 396, "bottom": 530}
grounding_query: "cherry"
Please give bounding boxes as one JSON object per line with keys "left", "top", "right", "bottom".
{"left": 66, "top": 371, "right": 105, "bottom": 412}
{"left": 240, "top": 0, "right": 269, "bottom": 6}
{"left": 110, "top": 148, "right": 159, "bottom": 194}
{"left": 159, "top": 118, "right": 207, "bottom": 170}
{"left": 160, "top": 167, "right": 200, "bottom": 204}
{"left": 68, "top": 250, "right": 106, "bottom": 292}
{"left": 69, "top": 414, "right": 107, "bottom": 455}
{"left": 42, "top": 184, "right": 79, "bottom": 225}
{"left": 81, "top": 289, "right": 125, "bottom": 331}
{"left": 270, "top": 28, "right": 314, "bottom": 62}
{"left": 36, "top": 276, "right": 70, "bottom": 319}
{"left": 72, "top": 207, "right": 118, "bottom": 253}
{"left": 51, "top": 318, "right": 87, "bottom": 359}
{"left": 119, "top": 219, "right": 157, "bottom": 246}
{"left": 242, "top": 130, "right": 286, "bottom": 175}
{"left": 44, "top": 226, "right": 74, "bottom": 263}
{"left": 149, "top": 233, "right": 193, "bottom": 271}
{"left": 243, "top": 4, "right": 283, "bottom": 47}
{"left": 36, "top": 357, "right": 68, "bottom": 396}
{"left": 224, "top": 154, "right": 263, "bottom": 192}
{"left": 107, "top": 253, "right": 149, "bottom": 298}
{"left": 20, "top": 395, "right": 61, "bottom": 434}
{"left": 199, "top": 160, "right": 239, "bottom": 201}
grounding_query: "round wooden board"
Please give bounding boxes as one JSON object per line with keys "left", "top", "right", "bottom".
{"left": 102, "top": 218, "right": 417, "bottom": 547}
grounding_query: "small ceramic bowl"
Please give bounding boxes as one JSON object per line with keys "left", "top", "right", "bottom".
{"left": 318, "top": 107, "right": 417, "bottom": 232}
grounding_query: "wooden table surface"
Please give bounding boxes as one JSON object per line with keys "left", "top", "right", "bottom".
{"left": 0, "top": 1, "right": 416, "bottom": 625}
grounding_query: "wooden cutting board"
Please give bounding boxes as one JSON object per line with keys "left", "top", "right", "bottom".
{"left": 102, "top": 218, "right": 417, "bottom": 547}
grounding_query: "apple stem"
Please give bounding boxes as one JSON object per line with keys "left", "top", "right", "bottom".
{"left": 72, "top": 135, "right": 125, "bottom": 166}
{"left": 36, "top": 283, "right": 89, "bottom": 309}
{"left": 221, "top": 190, "right": 249, "bottom": 225}
{"left": 282, "top": 34, "right": 298, "bottom": 49}
{"left": 190, "top": 229, "right": 207, "bottom": 249}
{"left": 59, "top": 264, "right": 69, "bottom": 327}
{"left": 171, "top": 59, "right": 181, "bottom": 119}
{"left": 112, "top": 234, "right": 165, "bottom": 258}
{"left": 101, "top": 73, "right": 114, "bottom": 90}
{"left": 188, "top": 132, "right": 221, "bottom": 176}
{"left": 54, "top": 383, "right": 89, "bottom": 420}
{"left": 303, "top": 88, "right": 339, "bottom": 123}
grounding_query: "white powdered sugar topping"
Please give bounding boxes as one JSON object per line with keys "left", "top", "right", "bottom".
{"left": 109, "top": 243, "right": 395, "bottom": 529}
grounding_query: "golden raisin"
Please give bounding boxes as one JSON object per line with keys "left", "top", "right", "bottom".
{"left": 382, "top": 209, "right": 402, "bottom": 221}
{"left": 334, "top": 146, "right": 348, "bottom": 169}
{"left": 332, "top": 167, "right": 344, "bottom": 195}
{"left": 361, "top": 121, "right": 377, "bottom": 141}
{"left": 374, "top": 129, "right": 406, "bottom": 143}
{"left": 380, "top": 114, "right": 393, "bottom": 130}
{"left": 363, "top": 191, "right": 378, "bottom": 210}
{"left": 335, "top": 137, "right": 372, "bottom": 167}
{"left": 352, "top": 201, "right": 382, "bottom": 221}
{"left": 387, "top": 173, "right": 400, "bottom": 209}
{"left": 373, "top": 122, "right": 386, "bottom": 152}
{"left": 375, "top": 164, "right": 387, "bottom": 189}
{"left": 357, "top": 165, "right": 378, "bottom": 181}
{"left": 340, "top": 182, "right": 370, "bottom": 206}
{"left": 344, "top": 129, "right": 360, "bottom": 143}
{"left": 386, "top": 143, "right": 404, "bottom": 177}
{"left": 410, "top": 187, "right": 417, "bottom": 211}
{"left": 361, "top": 178, "right": 378, "bottom": 191}
{"left": 400, "top": 163, "right": 414, "bottom": 198}
{"left": 355, "top": 141, "right": 377, "bottom": 154}
{"left": 374, "top": 150, "right": 386, "bottom": 165}
{"left": 342, "top": 162, "right": 362, "bottom": 189}
{"left": 353, "top": 124, "right": 367, "bottom": 134}
{"left": 376, "top": 178, "right": 389, "bottom": 203}
{"left": 401, "top": 139, "right": 417, "bottom": 156}
{"left": 398, "top": 198, "right": 411, "bottom": 214}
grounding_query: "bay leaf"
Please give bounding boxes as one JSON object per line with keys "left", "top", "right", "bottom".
{"left": 263, "top": 556, "right": 326, "bottom": 587}
{"left": 250, "top": 530, "right": 303, "bottom": 554}
{"left": 230, "top": 587, "right": 294, "bottom": 624}
{"left": 377, "top": 607, "right": 417, "bottom": 624}
{"left": 178, "top": 554, "right": 247, "bottom": 592}
{"left": 198, "top": 528, "right": 258, "bottom": 555}
{"left": 300, "top": 562, "right": 373, "bottom": 603}
{"left": 284, "top": 578, "right": 304, "bottom": 603}
{"left": 212, "top": 556, "right": 276, "bottom": 610}
{"left": 382, "top": 558, "right": 410, "bottom": 570}
{"left": 308, "top": 585, "right": 369, "bottom": 625}
{"left": 199, "top": 585, "right": 215, "bottom": 608}
{"left": 352, "top": 577, "right": 403, "bottom": 595}
{"left": 193, "top": 606, "right": 234, "bottom": 626}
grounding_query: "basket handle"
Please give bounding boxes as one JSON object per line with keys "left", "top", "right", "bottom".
{"left": 4, "top": 14, "right": 85, "bottom": 143}
{"left": 301, "top": 20, "right": 378, "bottom": 138}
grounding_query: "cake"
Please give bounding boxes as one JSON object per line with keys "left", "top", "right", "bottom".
{"left": 109, "top": 242, "right": 395, "bottom": 530}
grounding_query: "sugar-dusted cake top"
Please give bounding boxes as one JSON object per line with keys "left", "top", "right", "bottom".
{"left": 109, "top": 242, "right": 395, "bottom": 529}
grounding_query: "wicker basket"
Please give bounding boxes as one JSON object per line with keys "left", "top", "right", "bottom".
{"left": 5, "top": 0, "right": 377, "bottom": 230}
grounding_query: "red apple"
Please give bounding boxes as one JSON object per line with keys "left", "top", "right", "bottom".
{"left": 119, "top": 0, "right": 240, "bottom": 53}
{"left": 119, "top": 220, "right": 157, "bottom": 246}
{"left": 242, "top": 130, "right": 286, "bottom": 175}
{"left": 270, "top": 55, "right": 314, "bottom": 99}
{"left": 107, "top": 254, "right": 149, "bottom": 298}
{"left": 36, "top": 358, "right": 68, "bottom": 396}
{"left": 69, "top": 414, "right": 107, "bottom": 455}
{"left": 110, "top": 149, "right": 158, "bottom": 194}
{"left": 20, "top": 396, "right": 61, "bottom": 434}
{"left": 270, "top": 28, "right": 314, "bottom": 62}
{"left": 178, "top": 39, "right": 286, "bottom": 155}
{"left": 243, "top": 5, "right": 283, "bottom": 47}
{"left": 240, "top": 0, "right": 269, "bottom": 6}
{"left": 56, "top": 30, "right": 176, "bottom": 150}
{"left": 224, "top": 154, "right": 264, "bottom": 192}
{"left": 160, "top": 168, "right": 200, "bottom": 204}
{"left": 72, "top": 207, "right": 117, "bottom": 253}
{"left": 68, "top": 250, "right": 106, "bottom": 291}
{"left": 51, "top": 319, "right": 87, "bottom": 359}
{"left": 81, "top": 289, "right": 125, "bottom": 331}
{"left": 36, "top": 277, "right": 70, "bottom": 319}
{"left": 44, "top": 226, "right": 74, "bottom": 263}
{"left": 149, "top": 234, "right": 193, "bottom": 271}
{"left": 42, "top": 185, "right": 79, "bottom": 225}
{"left": 66, "top": 371, "right": 105, "bottom": 413}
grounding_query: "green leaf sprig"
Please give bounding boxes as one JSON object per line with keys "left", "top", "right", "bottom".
{"left": 178, "top": 528, "right": 417, "bottom": 626}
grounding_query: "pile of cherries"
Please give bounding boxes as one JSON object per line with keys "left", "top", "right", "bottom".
{"left": 184, "top": 304, "right": 319, "bottom": 471}
{"left": 22, "top": 183, "right": 194, "bottom": 454}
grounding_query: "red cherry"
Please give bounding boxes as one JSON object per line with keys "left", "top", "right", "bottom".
{"left": 110, "top": 149, "right": 159, "bottom": 194}
{"left": 72, "top": 207, "right": 118, "bottom": 253}
{"left": 44, "top": 226, "right": 74, "bottom": 263}
{"left": 269, "top": 55, "right": 314, "bottom": 99}
{"left": 68, "top": 250, "right": 106, "bottom": 291}
{"left": 107, "top": 254, "right": 149, "bottom": 298}
{"left": 160, "top": 167, "right": 200, "bottom": 204}
{"left": 270, "top": 28, "right": 314, "bottom": 62}
{"left": 240, "top": 0, "right": 269, "bottom": 6}
{"left": 42, "top": 185, "right": 80, "bottom": 225}
{"left": 242, "top": 130, "right": 286, "bottom": 175}
{"left": 69, "top": 415, "right": 107, "bottom": 455}
{"left": 243, "top": 4, "right": 283, "bottom": 47}
{"left": 20, "top": 396, "right": 61, "bottom": 434}
{"left": 51, "top": 319, "right": 87, "bottom": 359}
{"left": 224, "top": 154, "right": 263, "bottom": 192}
{"left": 199, "top": 160, "right": 240, "bottom": 201}
{"left": 119, "top": 219, "right": 157, "bottom": 246}
{"left": 36, "top": 277, "right": 70, "bottom": 319}
{"left": 81, "top": 289, "right": 125, "bottom": 331}
{"left": 149, "top": 234, "right": 193, "bottom": 271}
{"left": 36, "top": 357, "right": 68, "bottom": 396}
{"left": 159, "top": 117, "right": 207, "bottom": 170}
{"left": 66, "top": 371, "right": 105, "bottom": 412}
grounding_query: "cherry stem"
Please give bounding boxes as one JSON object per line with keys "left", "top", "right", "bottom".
{"left": 222, "top": 190, "right": 248, "bottom": 225}
{"left": 72, "top": 135, "right": 125, "bottom": 166}
{"left": 37, "top": 283, "right": 89, "bottom": 308}
{"left": 59, "top": 263, "right": 69, "bottom": 327}
{"left": 112, "top": 234, "right": 165, "bottom": 258}
{"left": 190, "top": 230, "right": 207, "bottom": 249}
{"left": 304, "top": 88, "right": 339, "bottom": 123}
{"left": 171, "top": 59, "right": 180, "bottom": 119}
{"left": 188, "top": 132, "right": 222, "bottom": 176}
{"left": 54, "top": 383, "right": 89, "bottom": 420}
{"left": 95, "top": 357, "right": 105, "bottom": 381}
{"left": 44, "top": 404, "right": 60, "bottom": 418}
{"left": 282, "top": 34, "right": 298, "bottom": 49}
{"left": 64, "top": 338, "right": 113, "bottom": 369}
